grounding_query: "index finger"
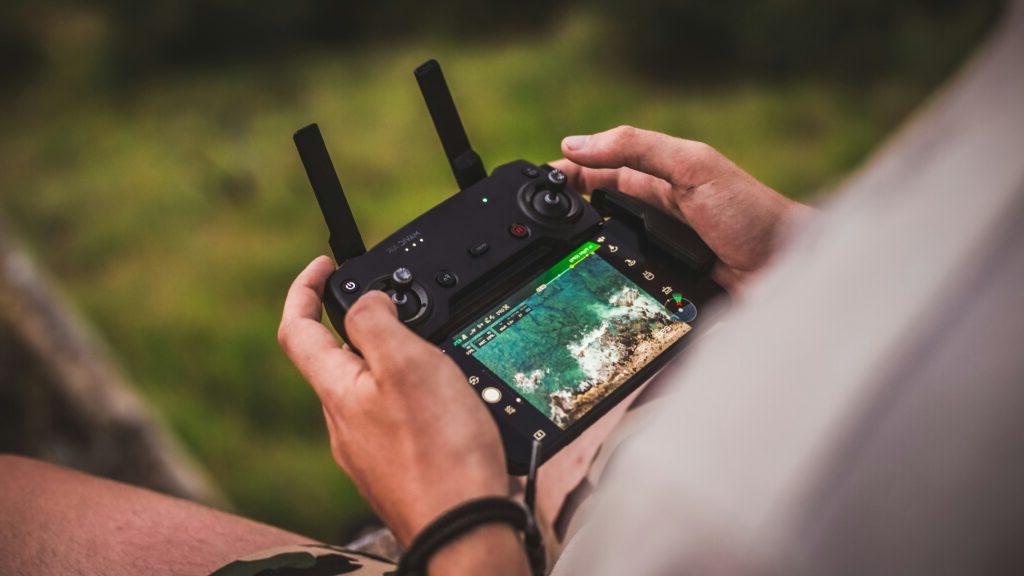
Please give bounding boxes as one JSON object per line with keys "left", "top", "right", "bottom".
{"left": 561, "top": 126, "right": 719, "bottom": 187}
{"left": 549, "top": 158, "right": 621, "bottom": 194}
{"left": 549, "top": 158, "right": 679, "bottom": 219}
{"left": 281, "top": 255, "right": 334, "bottom": 321}
{"left": 279, "top": 256, "right": 366, "bottom": 397}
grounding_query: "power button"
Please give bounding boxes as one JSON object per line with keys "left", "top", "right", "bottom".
{"left": 509, "top": 223, "right": 530, "bottom": 239}
{"left": 341, "top": 279, "right": 360, "bottom": 293}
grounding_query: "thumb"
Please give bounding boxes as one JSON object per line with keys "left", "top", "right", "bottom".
{"left": 561, "top": 125, "right": 720, "bottom": 188}
{"left": 344, "top": 291, "right": 434, "bottom": 381}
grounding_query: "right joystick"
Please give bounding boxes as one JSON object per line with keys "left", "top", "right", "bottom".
{"left": 544, "top": 169, "right": 567, "bottom": 205}
{"left": 531, "top": 169, "right": 572, "bottom": 219}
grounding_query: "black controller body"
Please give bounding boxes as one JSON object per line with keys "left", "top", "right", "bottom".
{"left": 294, "top": 59, "right": 725, "bottom": 474}
{"left": 317, "top": 159, "right": 724, "bottom": 473}
{"left": 323, "top": 161, "right": 600, "bottom": 343}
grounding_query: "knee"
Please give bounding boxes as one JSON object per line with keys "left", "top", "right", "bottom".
{"left": 0, "top": 454, "right": 62, "bottom": 495}
{"left": 1, "top": 453, "right": 40, "bottom": 467}
{"left": 1, "top": 453, "right": 34, "bottom": 478}
{"left": 0, "top": 455, "right": 77, "bottom": 537}
{"left": 1, "top": 453, "right": 48, "bottom": 475}
{"left": 0, "top": 455, "right": 44, "bottom": 524}
{"left": 0, "top": 455, "right": 77, "bottom": 572}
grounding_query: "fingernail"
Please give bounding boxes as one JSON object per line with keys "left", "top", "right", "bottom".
{"left": 563, "top": 135, "right": 590, "bottom": 151}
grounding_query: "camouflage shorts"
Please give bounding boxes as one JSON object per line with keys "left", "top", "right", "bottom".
{"left": 210, "top": 544, "right": 397, "bottom": 576}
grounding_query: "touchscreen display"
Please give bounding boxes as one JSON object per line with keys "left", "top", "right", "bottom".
{"left": 449, "top": 241, "right": 692, "bottom": 429}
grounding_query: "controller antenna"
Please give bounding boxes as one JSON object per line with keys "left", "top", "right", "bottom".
{"left": 414, "top": 59, "right": 487, "bottom": 190}
{"left": 294, "top": 123, "right": 367, "bottom": 263}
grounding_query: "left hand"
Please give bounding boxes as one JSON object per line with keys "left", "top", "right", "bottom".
{"left": 277, "top": 256, "right": 510, "bottom": 546}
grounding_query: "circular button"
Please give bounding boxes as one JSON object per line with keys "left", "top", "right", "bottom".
{"left": 509, "top": 223, "right": 530, "bottom": 239}
{"left": 392, "top": 267, "right": 413, "bottom": 286}
{"left": 481, "top": 387, "right": 502, "bottom": 404}
{"left": 435, "top": 270, "right": 458, "bottom": 287}
{"left": 341, "top": 279, "right": 360, "bottom": 293}
{"left": 522, "top": 166, "right": 540, "bottom": 178}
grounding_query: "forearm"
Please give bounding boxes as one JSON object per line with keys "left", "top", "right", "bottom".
{"left": 428, "top": 523, "right": 531, "bottom": 576}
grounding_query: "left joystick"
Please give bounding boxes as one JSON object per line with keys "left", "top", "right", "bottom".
{"left": 391, "top": 267, "right": 414, "bottom": 305}
{"left": 387, "top": 267, "right": 426, "bottom": 324}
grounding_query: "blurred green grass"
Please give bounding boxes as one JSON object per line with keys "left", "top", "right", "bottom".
{"left": 0, "top": 14, "right": 969, "bottom": 541}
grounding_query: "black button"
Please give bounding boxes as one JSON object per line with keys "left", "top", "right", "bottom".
{"left": 436, "top": 270, "right": 458, "bottom": 287}
{"left": 509, "top": 223, "right": 530, "bottom": 238}
{"left": 468, "top": 242, "right": 490, "bottom": 257}
{"left": 522, "top": 166, "right": 540, "bottom": 178}
{"left": 341, "top": 279, "right": 360, "bottom": 293}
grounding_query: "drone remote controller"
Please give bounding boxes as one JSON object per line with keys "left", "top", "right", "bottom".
{"left": 294, "top": 60, "right": 724, "bottom": 473}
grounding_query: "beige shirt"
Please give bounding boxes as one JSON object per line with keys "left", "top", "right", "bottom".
{"left": 552, "top": 2, "right": 1024, "bottom": 573}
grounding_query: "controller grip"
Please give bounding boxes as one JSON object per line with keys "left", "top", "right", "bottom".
{"left": 591, "top": 187, "right": 715, "bottom": 272}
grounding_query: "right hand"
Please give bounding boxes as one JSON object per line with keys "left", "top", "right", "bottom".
{"left": 551, "top": 126, "right": 813, "bottom": 292}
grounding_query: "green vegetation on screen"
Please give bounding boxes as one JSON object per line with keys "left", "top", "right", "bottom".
{"left": 0, "top": 10, "right": 989, "bottom": 542}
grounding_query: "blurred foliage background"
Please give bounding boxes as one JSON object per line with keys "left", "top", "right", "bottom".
{"left": 0, "top": 0, "right": 1003, "bottom": 542}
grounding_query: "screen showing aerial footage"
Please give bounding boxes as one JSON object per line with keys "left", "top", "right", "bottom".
{"left": 450, "top": 241, "right": 691, "bottom": 429}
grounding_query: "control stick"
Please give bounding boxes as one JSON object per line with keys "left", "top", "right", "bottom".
{"left": 543, "top": 169, "right": 567, "bottom": 205}
{"left": 530, "top": 168, "right": 571, "bottom": 219}
{"left": 391, "top": 267, "right": 414, "bottom": 305}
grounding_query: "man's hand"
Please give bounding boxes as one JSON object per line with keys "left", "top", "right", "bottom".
{"left": 276, "top": 257, "right": 519, "bottom": 568}
{"left": 553, "top": 126, "right": 813, "bottom": 291}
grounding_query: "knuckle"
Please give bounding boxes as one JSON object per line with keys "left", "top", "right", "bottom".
{"left": 668, "top": 140, "right": 720, "bottom": 185}
{"left": 320, "top": 385, "right": 347, "bottom": 414}
{"left": 276, "top": 320, "right": 292, "bottom": 351}
{"left": 344, "top": 292, "right": 384, "bottom": 335}
{"left": 610, "top": 124, "right": 638, "bottom": 145}
{"left": 342, "top": 306, "right": 365, "bottom": 336}
{"left": 689, "top": 140, "right": 719, "bottom": 163}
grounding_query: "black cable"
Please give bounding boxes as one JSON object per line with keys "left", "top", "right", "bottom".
{"left": 396, "top": 439, "right": 546, "bottom": 575}
{"left": 523, "top": 438, "right": 546, "bottom": 575}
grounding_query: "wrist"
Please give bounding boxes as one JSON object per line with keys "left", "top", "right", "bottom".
{"left": 392, "top": 456, "right": 510, "bottom": 545}
{"left": 428, "top": 523, "right": 530, "bottom": 576}
{"left": 398, "top": 496, "right": 537, "bottom": 576}
{"left": 395, "top": 484, "right": 510, "bottom": 545}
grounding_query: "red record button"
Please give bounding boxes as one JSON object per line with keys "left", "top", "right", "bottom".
{"left": 509, "top": 223, "right": 530, "bottom": 238}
